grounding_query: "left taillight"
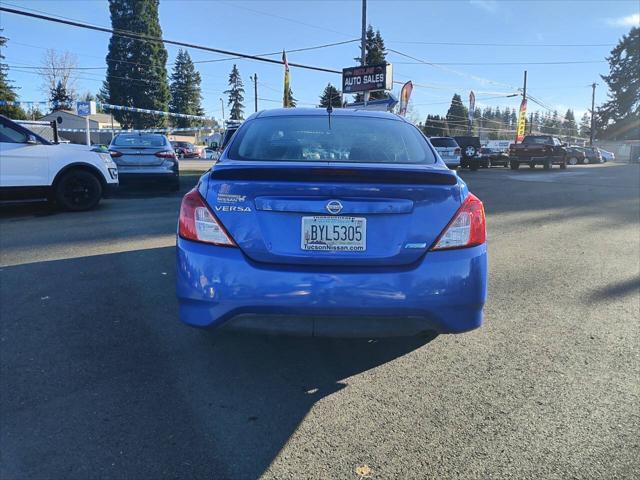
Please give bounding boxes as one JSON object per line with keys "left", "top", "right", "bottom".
{"left": 430, "top": 193, "right": 486, "bottom": 250}
{"left": 109, "top": 150, "right": 123, "bottom": 158}
{"left": 178, "top": 189, "right": 236, "bottom": 247}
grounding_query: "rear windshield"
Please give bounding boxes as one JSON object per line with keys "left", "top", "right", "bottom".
{"left": 430, "top": 137, "right": 458, "bottom": 148}
{"left": 227, "top": 116, "right": 437, "bottom": 164}
{"left": 113, "top": 134, "right": 167, "bottom": 147}
{"left": 522, "top": 136, "right": 553, "bottom": 145}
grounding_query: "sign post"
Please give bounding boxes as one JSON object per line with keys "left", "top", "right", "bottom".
{"left": 76, "top": 101, "right": 96, "bottom": 146}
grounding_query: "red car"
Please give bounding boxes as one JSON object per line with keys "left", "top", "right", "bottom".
{"left": 171, "top": 141, "right": 200, "bottom": 159}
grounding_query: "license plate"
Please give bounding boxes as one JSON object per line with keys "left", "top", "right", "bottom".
{"left": 301, "top": 216, "right": 366, "bottom": 251}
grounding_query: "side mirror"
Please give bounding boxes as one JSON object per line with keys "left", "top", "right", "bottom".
{"left": 26, "top": 134, "right": 38, "bottom": 145}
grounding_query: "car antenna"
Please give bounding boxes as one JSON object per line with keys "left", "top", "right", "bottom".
{"left": 326, "top": 83, "right": 333, "bottom": 129}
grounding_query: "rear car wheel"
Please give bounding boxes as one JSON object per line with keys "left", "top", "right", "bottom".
{"left": 55, "top": 170, "right": 103, "bottom": 211}
{"left": 568, "top": 156, "right": 578, "bottom": 166}
{"left": 169, "top": 177, "right": 180, "bottom": 191}
{"left": 510, "top": 161, "right": 519, "bottom": 170}
{"left": 529, "top": 163, "right": 536, "bottom": 169}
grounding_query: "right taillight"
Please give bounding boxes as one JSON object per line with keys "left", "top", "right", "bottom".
{"left": 431, "top": 193, "right": 486, "bottom": 250}
{"left": 178, "top": 189, "right": 236, "bottom": 247}
{"left": 454, "top": 147, "right": 461, "bottom": 155}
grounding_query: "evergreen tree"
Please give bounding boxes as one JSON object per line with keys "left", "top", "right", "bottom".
{"left": 101, "top": 0, "right": 170, "bottom": 129}
{"left": 169, "top": 49, "right": 204, "bottom": 128}
{"left": 579, "top": 111, "right": 591, "bottom": 138}
{"left": 50, "top": 80, "right": 74, "bottom": 111}
{"left": 598, "top": 26, "right": 639, "bottom": 140}
{"left": 445, "top": 94, "right": 468, "bottom": 136}
{"left": 422, "top": 114, "right": 447, "bottom": 137}
{"left": 355, "top": 25, "right": 387, "bottom": 101}
{"left": 224, "top": 64, "right": 245, "bottom": 120}
{"left": 319, "top": 84, "right": 342, "bottom": 108}
{"left": 284, "top": 85, "right": 297, "bottom": 108}
{"left": 563, "top": 109, "right": 578, "bottom": 140}
{"left": 0, "top": 31, "right": 27, "bottom": 119}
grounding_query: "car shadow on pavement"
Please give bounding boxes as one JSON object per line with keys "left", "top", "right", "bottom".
{"left": 588, "top": 276, "right": 640, "bottom": 304}
{"left": 0, "top": 246, "right": 435, "bottom": 479}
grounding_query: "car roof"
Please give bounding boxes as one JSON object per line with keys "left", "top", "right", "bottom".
{"left": 251, "top": 107, "right": 406, "bottom": 122}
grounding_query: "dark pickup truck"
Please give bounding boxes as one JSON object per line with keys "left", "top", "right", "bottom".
{"left": 508, "top": 135, "right": 567, "bottom": 170}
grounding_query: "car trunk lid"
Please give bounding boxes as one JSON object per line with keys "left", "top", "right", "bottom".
{"left": 203, "top": 161, "right": 463, "bottom": 267}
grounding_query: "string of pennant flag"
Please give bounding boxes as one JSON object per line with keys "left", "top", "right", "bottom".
{"left": 0, "top": 100, "right": 210, "bottom": 120}
{"left": 57, "top": 126, "right": 213, "bottom": 133}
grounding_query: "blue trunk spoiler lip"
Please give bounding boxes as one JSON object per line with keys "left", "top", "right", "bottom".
{"left": 209, "top": 160, "right": 458, "bottom": 186}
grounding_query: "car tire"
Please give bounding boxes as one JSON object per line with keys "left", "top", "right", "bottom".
{"left": 464, "top": 145, "right": 478, "bottom": 157}
{"left": 583, "top": 158, "right": 589, "bottom": 165}
{"left": 544, "top": 159, "right": 552, "bottom": 170}
{"left": 55, "top": 170, "right": 103, "bottom": 211}
{"left": 169, "top": 177, "right": 180, "bottom": 191}
{"left": 510, "top": 161, "right": 519, "bottom": 170}
{"left": 560, "top": 162, "right": 567, "bottom": 169}
{"left": 529, "top": 163, "right": 536, "bottom": 169}
{"left": 568, "top": 156, "right": 578, "bottom": 166}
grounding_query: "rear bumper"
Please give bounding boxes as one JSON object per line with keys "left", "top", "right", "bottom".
{"left": 176, "top": 239, "right": 487, "bottom": 337}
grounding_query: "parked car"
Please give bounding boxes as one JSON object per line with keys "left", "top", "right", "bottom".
{"left": 171, "top": 141, "right": 199, "bottom": 159}
{"left": 508, "top": 135, "right": 567, "bottom": 170}
{"left": 565, "top": 146, "right": 587, "bottom": 166}
{"left": 480, "top": 147, "right": 510, "bottom": 167}
{"left": 598, "top": 148, "right": 615, "bottom": 162}
{"left": 109, "top": 133, "right": 179, "bottom": 190}
{"left": 204, "top": 147, "right": 219, "bottom": 160}
{"left": 577, "top": 146, "right": 603, "bottom": 164}
{"left": 176, "top": 108, "right": 487, "bottom": 337}
{"left": 0, "top": 114, "right": 118, "bottom": 211}
{"left": 454, "top": 136, "right": 487, "bottom": 170}
{"left": 429, "top": 136, "right": 461, "bottom": 169}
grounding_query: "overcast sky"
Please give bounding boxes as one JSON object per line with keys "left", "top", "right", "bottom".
{"left": 2, "top": 0, "right": 639, "bottom": 121}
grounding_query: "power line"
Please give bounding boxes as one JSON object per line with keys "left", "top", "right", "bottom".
{"left": 394, "top": 60, "right": 606, "bottom": 66}
{"left": 388, "top": 40, "right": 614, "bottom": 47}
{"left": 0, "top": 5, "right": 344, "bottom": 75}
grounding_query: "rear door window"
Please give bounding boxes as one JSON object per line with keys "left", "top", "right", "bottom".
{"left": 430, "top": 138, "right": 458, "bottom": 148}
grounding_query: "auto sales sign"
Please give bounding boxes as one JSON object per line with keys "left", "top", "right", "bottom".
{"left": 342, "top": 63, "right": 393, "bottom": 94}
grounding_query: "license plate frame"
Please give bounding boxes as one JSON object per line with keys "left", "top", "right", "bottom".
{"left": 301, "top": 216, "right": 367, "bottom": 252}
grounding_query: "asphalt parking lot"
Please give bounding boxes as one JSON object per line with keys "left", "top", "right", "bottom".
{"left": 1, "top": 163, "right": 639, "bottom": 479}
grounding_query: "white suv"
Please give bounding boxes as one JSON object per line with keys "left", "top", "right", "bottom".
{"left": 0, "top": 115, "right": 118, "bottom": 211}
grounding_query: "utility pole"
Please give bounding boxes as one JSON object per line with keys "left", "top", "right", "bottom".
{"left": 522, "top": 70, "right": 527, "bottom": 101}
{"left": 590, "top": 82, "right": 596, "bottom": 146}
{"left": 529, "top": 112, "right": 533, "bottom": 134}
{"left": 251, "top": 74, "right": 258, "bottom": 113}
{"left": 361, "top": 0, "right": 369, "bottom": 106}
{"left": 220, "top": 98, "right": 225, "bottom": 122}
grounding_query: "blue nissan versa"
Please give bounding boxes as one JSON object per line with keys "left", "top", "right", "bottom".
{"left": 176, "top": 109, "right": 487, "bottom": 337}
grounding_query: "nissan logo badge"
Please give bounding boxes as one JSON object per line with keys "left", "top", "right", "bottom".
{"left": 326, "top": 200, "right": 343, "bottom": 215}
